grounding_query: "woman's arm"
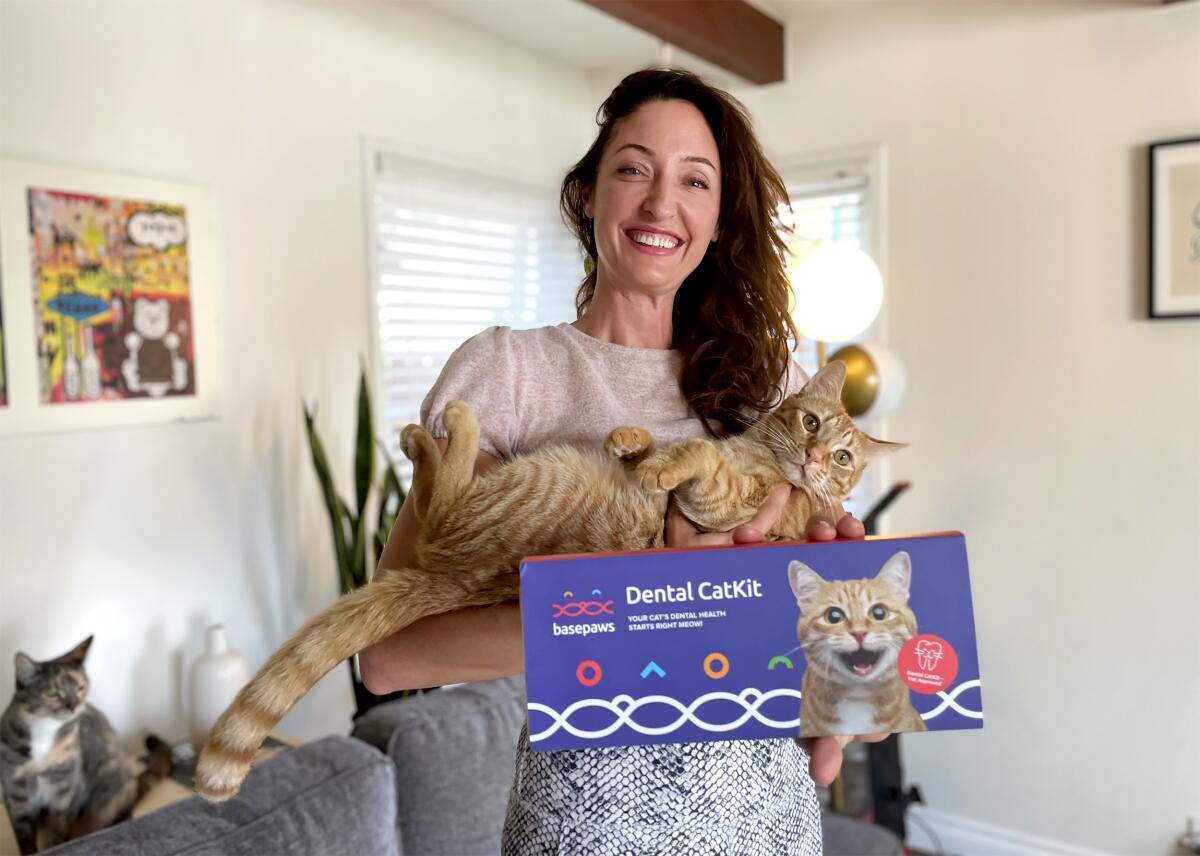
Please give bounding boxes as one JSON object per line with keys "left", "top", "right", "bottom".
{"left": 358, "top": 444, "right": 525, "bottom": 694}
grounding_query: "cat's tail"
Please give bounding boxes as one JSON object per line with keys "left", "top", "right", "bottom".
{"left": 194, "top": 568, "right": 479, "bottom": 802}
{"left": 136, "top": 734, "right": 173, "bottom": 800}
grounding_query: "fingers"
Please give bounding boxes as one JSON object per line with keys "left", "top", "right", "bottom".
{"left": 798, "top": 732, "right": 888, "bottom": 785}
{"left": 836, "top": 513, "right": 865, "bottom": 539}
{"left": 745, "top": 483, "right": 791, "bottom": 536}
{"left": 805, "top": 510, "right": 865, "bottom": 541}
{"left": 805, "top": 517, "right": 837, "bottom": 541}
{"left": 664, "top": 499, "right": 734, "bottom": 548}
{"left": 798, "top": 735, "right": 853, "bottom": 786}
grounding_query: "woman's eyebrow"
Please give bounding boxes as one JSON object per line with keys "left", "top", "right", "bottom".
{"left": 615, "top": 143, "right": 717, "bottom": 172}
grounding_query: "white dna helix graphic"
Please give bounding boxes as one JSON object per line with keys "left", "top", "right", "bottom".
{"left": 528, "top": 679, "right": 983, "bottom": 743}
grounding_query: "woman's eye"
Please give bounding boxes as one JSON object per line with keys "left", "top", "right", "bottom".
{"left": 617, "top": 166, "right": 644, "bottom": 176}
{"left": 870, "top": 605, "right": 887, "bottom": 620}
{"left": 834, "top": 450, "right": 852, "bottom": 466}
{"left": 688, "top": 178, "right": 709, "bottom": 189}
{"left": 824, "top": 607, "right": 844, "bottom": 624}
{"left": 802, "top": 414, "right": 819, "bottom": 431}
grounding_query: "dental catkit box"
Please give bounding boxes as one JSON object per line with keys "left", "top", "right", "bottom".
{"left": 519, "top": 533, "right": 983, "bottom": 751}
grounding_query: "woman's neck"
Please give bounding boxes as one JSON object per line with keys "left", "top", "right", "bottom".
{"left": 572, "top": 278, "right": 675, "bottom": 349}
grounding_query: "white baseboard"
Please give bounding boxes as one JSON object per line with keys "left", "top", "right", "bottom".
{"left": 905, "top": 806, "right": 1119, "bottom": 856}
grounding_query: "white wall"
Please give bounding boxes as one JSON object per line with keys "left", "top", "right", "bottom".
{"left": 730, "top": 3, "right": 1199, "bottom": 853}
{"left": 0, "top": 0, "right": 591, "bottom": 743}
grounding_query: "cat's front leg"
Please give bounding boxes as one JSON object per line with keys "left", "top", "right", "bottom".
{"left": 604, "top": 426, "right": 656, "bottom": 464}
{"left": 10, "top": 814, "right": 36, "bottom": 856}
{"left": 636, "top": 438, "right": 722, "bottom": 493}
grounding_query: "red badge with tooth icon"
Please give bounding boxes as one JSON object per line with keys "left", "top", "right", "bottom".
{"left": 897, "top": 634, "right": 958, "bottom": 694}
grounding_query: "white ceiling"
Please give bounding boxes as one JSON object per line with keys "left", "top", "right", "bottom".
{"left": 408, "top": 0, "right": 1167, "bottom": 88}
{"left": 408, "top": 0, "right": 782, "bottom": 87}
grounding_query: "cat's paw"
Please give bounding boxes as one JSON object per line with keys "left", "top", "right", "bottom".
{"left": 637, "top": 458, "right": 685, "bottom": 492}
{"left": 605, "top": 426, "right": 654, "bottom": 461}
{"left": 400, "top": 424, "right": 431, "bottom": 463}
{"left": 442, "top": 400, "right": 473, "bottom": 434}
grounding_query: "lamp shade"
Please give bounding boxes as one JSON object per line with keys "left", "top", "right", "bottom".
{"left": 788, "top": 244, "right": 883, "bottom": 343}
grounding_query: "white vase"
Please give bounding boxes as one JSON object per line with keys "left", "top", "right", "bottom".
{"left": 189, "top": 624, "right": 251, "bottom": 747}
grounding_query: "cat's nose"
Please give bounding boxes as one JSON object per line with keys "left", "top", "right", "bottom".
{"left": 804, "top": 451, "right": 823, "bottom": 466}
{"left": 851, "top": 632, "right": 866, "bottom": 646}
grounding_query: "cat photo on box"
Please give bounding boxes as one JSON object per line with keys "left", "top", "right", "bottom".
{"left": 788, "top": 551, "right": 927, "bottom": 738}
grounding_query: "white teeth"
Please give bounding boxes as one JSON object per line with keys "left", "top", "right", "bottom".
{"left": 630, "top": 231, "right": 679, "bottom": 249}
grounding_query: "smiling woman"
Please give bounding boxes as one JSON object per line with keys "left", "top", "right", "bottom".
{"left": 360, "top": 67, "right": 863, "bottom": 855}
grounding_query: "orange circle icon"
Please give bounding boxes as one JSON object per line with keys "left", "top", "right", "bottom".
{"left": 576, "top": 660, "right": 602, "bottom": 687}
{"left": 703, "top": 652, "right": 729, "bottom": 679}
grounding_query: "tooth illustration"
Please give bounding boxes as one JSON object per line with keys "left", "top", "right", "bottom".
{"left": 915, "top": 640, "right": 944, "bottom": 671}
{"left": 915, "top": 640, "right": 943, "bottom": 671}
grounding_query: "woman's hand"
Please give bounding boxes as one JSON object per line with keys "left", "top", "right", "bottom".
{"left": 800, "top": 733, "right": 889, "bottom": 786}
{"left": 803, "top": 509, "right": 865, "bottom": 542}
{"left": 664, "top": 483, "right": 793, "bottom": 547}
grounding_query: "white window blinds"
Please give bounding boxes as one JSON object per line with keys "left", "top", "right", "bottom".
{"left": 365, "top": 148, "right": 581, "bottom": 471}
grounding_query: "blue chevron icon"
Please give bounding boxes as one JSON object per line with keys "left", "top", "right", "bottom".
{"left": 591, "top": 588, "right": 602, "bottom": 595}
{"left": 640, "top": 661, "right": 666, "bottom": 679}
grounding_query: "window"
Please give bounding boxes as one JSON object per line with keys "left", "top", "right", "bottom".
{"left": 776, "top": 150, "right": 889, "bottom": 521}
{"left": 364, "top": 145, "right": 581, "bottom": 476}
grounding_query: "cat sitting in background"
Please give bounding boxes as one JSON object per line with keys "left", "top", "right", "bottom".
{"left": 0, "top": 637, "right": 171, "bottom": 855}
{"left": 788, "top": 552, "right": 927, "bottom": 737}
{"left": 196, "top": 360, "right": 904, "bottom": 801}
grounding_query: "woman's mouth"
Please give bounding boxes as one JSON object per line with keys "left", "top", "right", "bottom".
{"left": 625, "top": 229, "right": 683, "bottom": 255}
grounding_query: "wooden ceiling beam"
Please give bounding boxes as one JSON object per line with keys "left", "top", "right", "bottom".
{"left": 579, "top": 0, "right": 785, "bottom": 85}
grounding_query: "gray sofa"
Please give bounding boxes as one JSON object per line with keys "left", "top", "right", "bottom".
{"left": 41, "top": 676, "right": 901, "bottom": 855}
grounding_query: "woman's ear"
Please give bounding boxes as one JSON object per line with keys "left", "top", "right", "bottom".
{"left": 583, "top": 188, "right": 594, "bottom": 220}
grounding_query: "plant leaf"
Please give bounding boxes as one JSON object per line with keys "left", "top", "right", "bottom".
{"left": 354, "top": 368, "right": 375, "bottom": 518}
{"left": 349, "top": 500, "right": 368, "bottom": 590}
{"left": 304, "top": 403, "right": 354, "bottom": 592}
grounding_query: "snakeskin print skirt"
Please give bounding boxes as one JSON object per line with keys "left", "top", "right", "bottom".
{"left": 501, "top": 724, "right": 822, "bottom": 855}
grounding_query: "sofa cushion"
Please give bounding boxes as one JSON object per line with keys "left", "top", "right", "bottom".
{"left": 352, "top": 676, "right": 525, "bottom": 856}
{"left": 44, "top": 736, "right": 398, "bottom": 856}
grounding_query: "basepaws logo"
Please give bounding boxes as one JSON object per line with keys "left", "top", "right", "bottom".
{"left": 551, "top": 588, "right": 616, "bottom": 636}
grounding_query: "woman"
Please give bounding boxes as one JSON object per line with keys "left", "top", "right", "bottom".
{"left": 361, "top": 68, "right": 873, "bottom": 854}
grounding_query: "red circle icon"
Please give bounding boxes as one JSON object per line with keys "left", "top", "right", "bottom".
{"left": 576, "top": 660, "right": 602, "bottom": 687}
{"left": 897, "top": 634, "right": 958, "bottom": 694}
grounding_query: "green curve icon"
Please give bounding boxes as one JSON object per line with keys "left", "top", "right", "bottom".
{"left": 767, "top": 655, "right": 795, "bottom": 671}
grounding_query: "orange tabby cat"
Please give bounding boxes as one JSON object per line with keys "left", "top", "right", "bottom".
{"left": 195, "top": 360, "right": 902, "bottom": 801}
{"left": 788, "top": 551, "right": 927, "bottom": 737}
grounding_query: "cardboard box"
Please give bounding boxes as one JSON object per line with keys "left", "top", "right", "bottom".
{"left": 519, "top": 532, "right": 983, "bottom": 751}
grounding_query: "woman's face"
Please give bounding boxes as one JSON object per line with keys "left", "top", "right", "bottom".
{"left": 585, "top": 99, "right": 721, "bottom": 297}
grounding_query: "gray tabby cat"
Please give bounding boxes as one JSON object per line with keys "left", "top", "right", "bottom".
{"left": 0, "top": 637, "right": 171, "bottom": 855}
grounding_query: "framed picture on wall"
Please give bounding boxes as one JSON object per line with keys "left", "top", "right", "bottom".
{"left": 0, "top": 159, "right": 220, "bottom": 434}
{"left": 1148, "top": 137, "right": 1200, "bottom": 319}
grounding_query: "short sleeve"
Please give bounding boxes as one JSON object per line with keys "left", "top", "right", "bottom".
{"left": 419, "top": 326, "right": 518, "bottom": 460}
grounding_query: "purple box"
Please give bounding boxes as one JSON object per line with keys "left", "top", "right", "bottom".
{"left": 519, "top": 532, "right": 983, "bottom": 751}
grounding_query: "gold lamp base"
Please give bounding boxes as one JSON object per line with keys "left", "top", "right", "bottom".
{"left": 828, "top": 343, "right": 879, "bottom": 418}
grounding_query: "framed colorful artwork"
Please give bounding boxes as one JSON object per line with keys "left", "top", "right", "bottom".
{"left": 1149, "top": 137, "right": 1200, "bottom": 319}
{"left": 0, "top": 159, "right": 220, "bottom": 434}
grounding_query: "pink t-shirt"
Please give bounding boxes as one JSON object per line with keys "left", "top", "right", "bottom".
{"left": 421, "top": 322, "right": 805, "bottom": 459}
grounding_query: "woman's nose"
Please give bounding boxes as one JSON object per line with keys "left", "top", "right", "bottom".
{"left": 640, "top": 178, "right": 675, "bottom": 221}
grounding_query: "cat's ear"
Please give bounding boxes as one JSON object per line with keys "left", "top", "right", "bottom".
{"left": 875, "top": 552, "right": 912, "bottom": 601}
{"left": 800, "top": 360, "right": 846, "bottom": 400}
{"left": 14, "top": 653, "right": 37, "bottom": 686}
{"left": 787, "top": 560, "right": 825, "bottom": 612}
{"left": 64, "top": 636, "right": 93, "bottom": 665}
{"left": 862, "top": 434, "right": 907, "bottom": 461}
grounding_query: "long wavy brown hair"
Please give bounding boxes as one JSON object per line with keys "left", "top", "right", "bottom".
{"left": 561, "top": 67, "right": 797, "bottom": 435}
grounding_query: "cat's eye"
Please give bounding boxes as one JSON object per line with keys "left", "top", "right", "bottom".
{"left": 834, "top": 450, "right": 852, "bottom": 466}
{"left": 802, "top": 414, "right": 820, "bottom": 432}
{"left": 869, "top": 604, "right": 888, "bottom": 620}
{"left": 824, "top": 607, "right": 845, "bottom": 624}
